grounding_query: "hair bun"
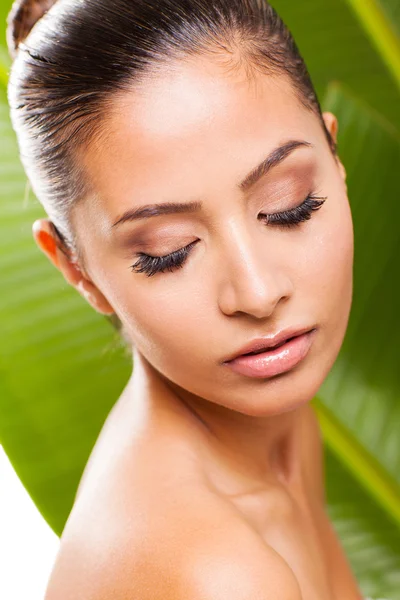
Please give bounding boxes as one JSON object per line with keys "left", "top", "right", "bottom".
{"left": 6, "top": 0, "right": 58, "bottom": 59}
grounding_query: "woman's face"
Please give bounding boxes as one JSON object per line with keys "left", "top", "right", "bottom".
{"left": 67, "top": 57, "right": 353, "bottom": 417}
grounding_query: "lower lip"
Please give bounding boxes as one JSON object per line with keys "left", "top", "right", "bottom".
{"left": 223, "top": 329, "right": 316, "bottom": 379}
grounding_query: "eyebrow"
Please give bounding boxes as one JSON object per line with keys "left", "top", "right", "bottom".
{"left": 112, "top": 139, "right": 313, "bottom": 228}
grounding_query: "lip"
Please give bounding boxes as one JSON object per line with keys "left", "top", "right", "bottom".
{"left": 222, "top": 327, "right": 317, "bottom": 379}
{"left": 223, "top": 326, "right": 316, "bottom": 363}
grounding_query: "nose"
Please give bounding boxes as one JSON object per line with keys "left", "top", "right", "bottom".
{"left": 217, "top": 228, "right": 294, "bottom": 319}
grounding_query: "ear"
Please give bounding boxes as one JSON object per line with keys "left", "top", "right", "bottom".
{"left": 322, "top": 111, "right": 347, "bottom": 181}
{"left": 32, "top": 218, "right": 115, "bottom": 316}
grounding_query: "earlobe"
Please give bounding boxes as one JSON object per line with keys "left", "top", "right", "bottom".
{"left": 338, "top": 160, "right": 347, "bottom": 181}
{"left": 76, "top": 278, "right": 115, "bottom": 315}
{"left": 32, "top": 218, "right": 115, "bottom": 316}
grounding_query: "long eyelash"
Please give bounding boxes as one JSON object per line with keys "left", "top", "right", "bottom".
{"left": 129, "top": 240, "right": 198, "bottom": 277}
{"left": 258, "top": 193, "right": 327, "bottom": 228}
{"left": 130, "top": 193, "right": 327, "bottom": 277}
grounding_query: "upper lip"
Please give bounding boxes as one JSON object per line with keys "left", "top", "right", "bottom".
{"left": 223, "top": 326, "right": 315, "bottom": 363}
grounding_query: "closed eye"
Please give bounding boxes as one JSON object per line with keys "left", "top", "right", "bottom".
{"left": 258, "top": 193, "right": 327, "bottom": 227}
{"left": 129, "top": 239, "right": 199, "bottom": 278}
{"left": 129, "top": 192, "right": 327, "bottom": 277}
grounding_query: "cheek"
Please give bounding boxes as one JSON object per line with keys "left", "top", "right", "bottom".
{"left": 300, "top": 191, "right": 354, "bottom": 334}
{"left": 116, "top": 279, "right": 207, "bottom": 366}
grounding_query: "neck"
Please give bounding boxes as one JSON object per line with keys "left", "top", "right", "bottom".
{"left": 130, "top": 349, "right": 308, "bottom": 490}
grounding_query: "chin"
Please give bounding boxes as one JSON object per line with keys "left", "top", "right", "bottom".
{"left": 225, "top": 354, "right": 329, "bottom": 418}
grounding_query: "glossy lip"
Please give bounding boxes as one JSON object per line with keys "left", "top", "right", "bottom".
{"left": 222, "top": 329, "right": 317, "bottom": 379}
{"left": 222, "top": 325, "right": 316, "bottom": 363}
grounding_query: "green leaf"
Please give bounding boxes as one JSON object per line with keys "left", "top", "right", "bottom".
{"left": 0, "top": 87, "right": 132, "bottom": 534}
{"left": 0, "top": 0, "right": 11, "bottom": 51}
{"left": 272, "top": 0, "right": 400, "bottom": 131}
{"left": 319, "top": 80, "right": 400, "bottom": 491}
{"left": 324, "top": 445, "right": 400, "bottom": 597}
{"left": 375, "top": 0, "right": 400, "bottom": 38}
{"left": 313, "top": 81, "right": 400, "bottom": 598}
{"left": 344, "top": 0, "right": 400, "bottom": 92}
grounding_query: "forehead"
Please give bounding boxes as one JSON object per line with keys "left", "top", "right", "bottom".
{"left": 77, "top": 57, "right": 320, "bottom": 232}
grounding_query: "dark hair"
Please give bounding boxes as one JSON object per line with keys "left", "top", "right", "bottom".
{"left": 7, "top": 0, "right": 336, "bottom": 340}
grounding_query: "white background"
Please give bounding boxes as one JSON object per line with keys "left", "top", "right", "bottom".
{"left": 0, "top": 445, "right": 60, "bottom": 600}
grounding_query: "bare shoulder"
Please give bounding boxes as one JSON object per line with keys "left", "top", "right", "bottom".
{"left": 44, "top": 390, "right": 304, "bottom": 599}
{"left": 175, "top": 506, "right": 304, "bottom": 600}
{"left": 155, "top": 484, "right": 303, "bottom": 600}
{"left": 45, "top": 479, "right": 302, "bottom": 599}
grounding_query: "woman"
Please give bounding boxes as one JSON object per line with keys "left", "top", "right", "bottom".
{"left": 6, "top": 0, "right": 382, "bottom": 598}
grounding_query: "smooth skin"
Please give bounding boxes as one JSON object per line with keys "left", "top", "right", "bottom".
{"left": 33, "top": 55, "right": 360, "bottom": 599}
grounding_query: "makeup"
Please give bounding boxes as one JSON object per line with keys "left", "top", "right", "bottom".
{"left": 223, "top": 329, "right": 316, "bottom": 378}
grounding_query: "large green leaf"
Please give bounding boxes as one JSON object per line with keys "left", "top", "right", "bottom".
{"left": 0, "top": 0, "right": 400, "bottom": 597}
{"left": 344, "top": 0, "right": 400, "bottom": 91}
{"left": 310, "top": 80, "right": 400, "bottom": 598}
{"left": 324, "top": 444, "right": 400, "bottom": 597}
{"left": 317, "top": 81, "right": 400, "bottom": 503}
{"left": 306, "top": 77, "right": 400, "bottom": 598}
{"left": 379, "top": 0, "right": 400, "bottom": 37}
{"left": 271, "top": 0, "right": 400, "bottom": 130}
{"left": 0, "top": 89, "right": 132, "bottom": 534}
